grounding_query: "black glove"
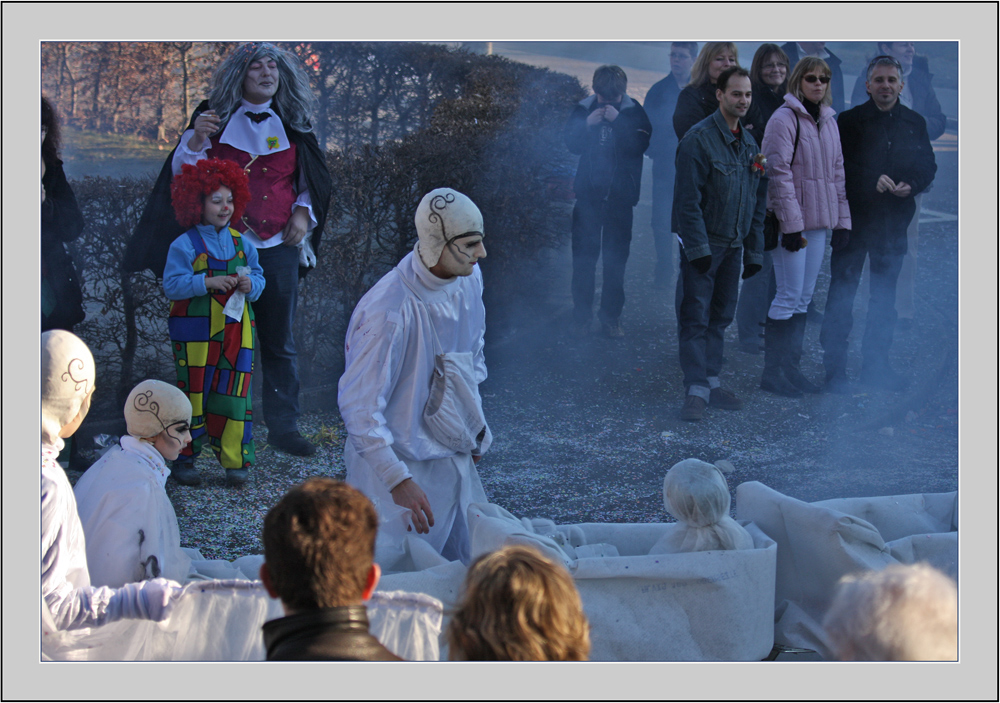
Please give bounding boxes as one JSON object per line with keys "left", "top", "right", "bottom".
{"left": 690, "top": 255, "right": 712, "bottom": 274}
{"left": 831, "top": 229, "right": 850, "bottom": 252}
{"left": 741, "top": 263, "right": 762, "bottom": 280}
{"left": 781, "top": 232, "right": 806, "bottom": 252}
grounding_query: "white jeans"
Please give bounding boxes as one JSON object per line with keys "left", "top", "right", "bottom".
{"left": 769, "top": 228, "right": 829, "bottom": 320}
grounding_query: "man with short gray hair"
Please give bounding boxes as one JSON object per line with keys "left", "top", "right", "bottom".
{"left": 822, "top": 55, "right": 936, "bottom": 393}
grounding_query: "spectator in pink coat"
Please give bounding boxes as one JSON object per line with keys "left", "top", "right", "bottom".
{"left": 759, "top": 56, "right": 851, "bottom": 398}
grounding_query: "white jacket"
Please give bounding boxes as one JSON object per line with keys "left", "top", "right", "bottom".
{"left": 73, "top": 437, "right": 195, "bottom": 588}
{"left": 338, "top": 244, "right": 488, "bottom": 493}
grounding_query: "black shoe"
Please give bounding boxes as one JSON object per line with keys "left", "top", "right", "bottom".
{"left": 680, "top": 394, "right": 708, "bottom": 421}
{"left": 269, "top": 431, "right": 317, "bottom": 457}
{"left": 171, "top": 460, "right": 202, "bottom": 486}
{"left": 824, "top": 368, "right": 852, "bottom": 395}
{"left": 859, "top": 365, "right": 910, "bottom": 392}
{"left": 226, "top": 468, "right": 249, "bottom": 487}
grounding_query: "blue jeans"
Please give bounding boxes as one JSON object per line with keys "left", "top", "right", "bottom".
{"left": 571, "top": 198, "right": 634, "bottom": 325}
{"left": 254, "top": 244, "right": 302, "bottom": 435}
{"left": 677, "top": 245, "right": 742, "bottom": 398}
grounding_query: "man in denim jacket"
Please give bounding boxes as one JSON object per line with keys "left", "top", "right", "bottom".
{"left": 672, "top": 66, "right": 767, "bottom": 421}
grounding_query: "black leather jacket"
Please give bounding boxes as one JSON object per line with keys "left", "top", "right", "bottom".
{"left": 262, "top": 605, "right": 403, "bottom": 661}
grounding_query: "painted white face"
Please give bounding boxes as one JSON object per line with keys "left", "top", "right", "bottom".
{"left": 243, "top": 58, "right": 279, "bottom": 104}
{"left": 154, "top": 421, "right": 193, "bottom": 462}
{"left": 433, "top": 235, "right": 487, "bottom": 278}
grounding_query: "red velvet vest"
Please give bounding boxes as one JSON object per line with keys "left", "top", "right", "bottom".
{"left": 209, "top": 137, "right": 298, "bottom": 240}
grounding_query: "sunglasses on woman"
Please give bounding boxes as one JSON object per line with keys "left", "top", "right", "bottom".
{"left": 803, "top": 74, "right": 831, "bottom": 84}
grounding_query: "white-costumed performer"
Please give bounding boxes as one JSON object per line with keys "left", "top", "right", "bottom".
{"left": 75, "top": 379, "right": 265, "bottom": 587}
{"left": 41, "top": 331, "right": 182, "bottom": 631}
{"left": 74, "top": 380, "right": 200, "bottom": 587}
{"left": 339, "top": 188, "right": 491, "bottom": 565}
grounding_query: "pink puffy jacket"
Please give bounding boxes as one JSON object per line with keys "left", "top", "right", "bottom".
{"left": 762, "top": 94, "right": 851, "bottom": 234}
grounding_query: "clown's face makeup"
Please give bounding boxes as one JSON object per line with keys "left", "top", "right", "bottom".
{"left": 154, "top": 421, "right": 192, "bottom": 461}
{"left": 430, "top": 234, "right": 487, "bottom": 279}
{"left": 202, "top": 186, "right": 234, "bottom": 230}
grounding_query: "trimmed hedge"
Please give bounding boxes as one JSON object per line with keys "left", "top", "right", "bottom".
{"left": 68, "top": 44, "right": 586, "bottom": 422}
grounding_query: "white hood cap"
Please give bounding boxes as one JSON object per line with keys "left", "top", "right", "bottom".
{"left": 41, "top": 330, "right": 96, "bottom": 447}
{"left": 415, "top": 188, "right": 484, "bottom": 269}
{"left": 124, "top": 380, "right": 193, "bottom": 439}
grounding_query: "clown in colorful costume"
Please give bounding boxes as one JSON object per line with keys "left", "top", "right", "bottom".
{"left": 164, "top": 158, "right": 263, "bottom": 486}
{"left": 164, "top": 225, "right": 264, "bottom": 472}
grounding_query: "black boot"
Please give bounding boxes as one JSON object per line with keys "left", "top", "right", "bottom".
{"left": 783, "top": 313, "right": 823, "bottom": 393}
{"left": 760, "top": 317, "right": 803, "bottom": 398}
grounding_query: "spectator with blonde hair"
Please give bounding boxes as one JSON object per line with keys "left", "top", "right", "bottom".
{"left": 447, "top": 545, "right": 590, "bottom": 661}
{"left": 672, "top": 42, "right": 739, "bottom": 139}
{"left": 823, "top": 563, "right": 957, "bottom": 661}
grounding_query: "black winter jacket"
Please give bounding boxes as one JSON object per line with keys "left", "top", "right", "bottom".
{"left": 41, "top": 159, "right": 86, "bottom": 331}
{"left": 744, "top": 82, "right": 787, "bottom": 148}
{"left": 644, "top": 73, "right": 684, "bottom": 162}
{"left": 672, "top": 81, "right": 719, "bottom": 140}
{"left": 262, "top": 606, "right": 403, "bottom": 661}
{"left": 838, "top": 99, "right": 937, "bottom": 256}
{"left": 850, "top": 56, "right": 947, "bottom": 141}
{"left": 565, "top": 94, "right": 651, "bottom": 206}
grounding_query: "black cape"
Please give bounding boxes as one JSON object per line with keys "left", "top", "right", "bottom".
{"left": 123, "top": 100, "right": 332, "bottom": 278}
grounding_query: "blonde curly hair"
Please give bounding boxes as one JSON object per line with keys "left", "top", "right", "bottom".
{"left": 447, "top": 545, "right": 590, "bottom": 661}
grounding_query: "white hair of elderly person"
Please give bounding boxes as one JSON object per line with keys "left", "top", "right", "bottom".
{"left": 822, "top": 562, "right": 958, "bottom": 661}
{"left": 648, "top": 458, "right": 754, "bottom": 554}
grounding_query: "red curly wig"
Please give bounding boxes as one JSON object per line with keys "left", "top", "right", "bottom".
{"left": 170, "top": 158, "right": 251, "bottom": 229}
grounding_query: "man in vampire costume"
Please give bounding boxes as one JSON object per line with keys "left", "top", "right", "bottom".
{"left": 124, "top": 43, "right": 332, "bottom": 479}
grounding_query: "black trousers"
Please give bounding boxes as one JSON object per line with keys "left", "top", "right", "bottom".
{"left": 571, "top": 197, "right": 634, "bottom": 325}
{"left": 820, "top": 233, "right": 904, "bottom": 373}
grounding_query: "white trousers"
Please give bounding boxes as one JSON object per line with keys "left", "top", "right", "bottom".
{"left": 769, "top": 228, "right": 829, "bottom": 320}
{"left": 345, "top": 442, "right": 486, "bottom": 565}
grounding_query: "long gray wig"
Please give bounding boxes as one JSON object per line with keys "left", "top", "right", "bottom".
{"left": 208, "top": 42, "right": 318, "bottom": 133}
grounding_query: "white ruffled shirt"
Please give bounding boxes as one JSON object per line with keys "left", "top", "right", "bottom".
{"left": 338, "top": 243, "right": 488, "bottom": 492}
{"left": 171, "top": 98, "right": 315, "bottom": 250}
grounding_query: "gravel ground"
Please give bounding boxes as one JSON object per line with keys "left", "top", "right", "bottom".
{"left": 66, "top": 145, "right": 958, "bottom": 564}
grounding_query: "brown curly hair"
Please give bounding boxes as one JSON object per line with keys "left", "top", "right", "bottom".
{"left": 447, "top": 545, "right": 591, "bottom": 661}
{"left": 262, "top": 478, "right": 378, "bottom": 610}
{"left": 170, "top": 158, "right": 251, "bottom": 228}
